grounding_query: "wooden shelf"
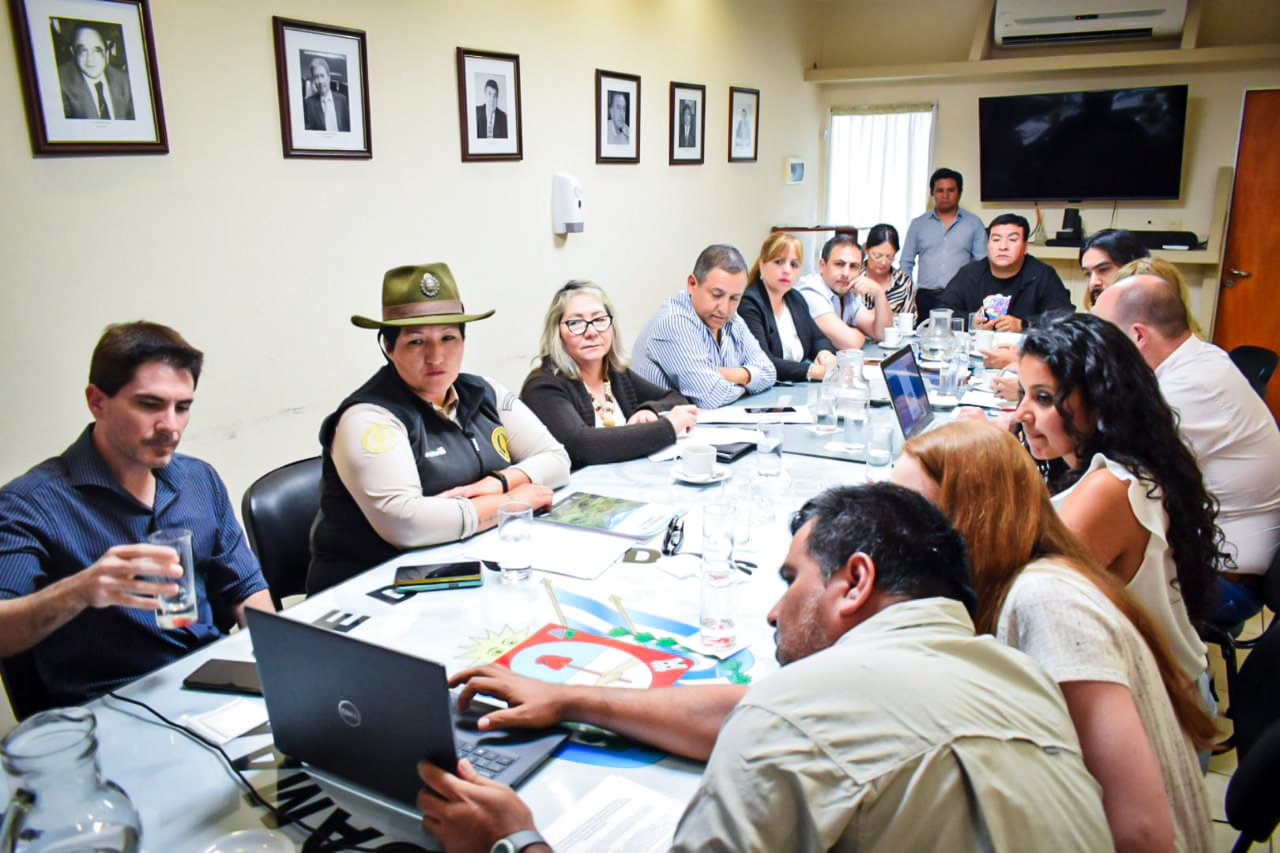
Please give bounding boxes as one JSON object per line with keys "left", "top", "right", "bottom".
{"left": 1032, "top": 246, "right": 1217, "bottom": 264}
{"left": 805, "top": 43, "right": 1280, "bottom": 85}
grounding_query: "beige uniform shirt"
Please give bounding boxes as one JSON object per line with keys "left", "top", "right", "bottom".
{"left": 673, "top": 598, "right": 1112, "bottom": 852}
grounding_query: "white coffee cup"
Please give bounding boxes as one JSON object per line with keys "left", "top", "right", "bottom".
{"left": 893, "top": 312, "right": 915, "bottom": 334}
{"left": 882, "top": 327, "right": 902, "bottom": 347}
{"left": 974, "top": 329, "right": 995, "bottom": 352}
{"left": 680, "top": 444, "right": 716, "bottom": 479}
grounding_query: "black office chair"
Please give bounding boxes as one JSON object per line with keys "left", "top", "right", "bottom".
{"left": 1201, "top": 547, "right": 1280, "bottom": 715}
{"left": 1226, "top": 721, "right": 1280, "bottom": 852}
{"left": 241, "top": 457, "right": 323, "bottom": 609}
{"left": 1229, "top": 345, "right": 1279, "bottom": 399}
{"left": 1, "top": 650, "right": 54, "bottom": 721}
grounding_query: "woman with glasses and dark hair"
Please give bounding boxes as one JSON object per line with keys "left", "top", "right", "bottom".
{"left": 857, "top": 223, "right": 916, "bottom": 314}
{"left": 521, "top": 281, "right": 697, "bottom": 468}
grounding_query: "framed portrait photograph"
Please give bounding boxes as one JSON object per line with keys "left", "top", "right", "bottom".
{"left": 273, "top": 17, "right": 370, "bottom": 159}
{"left": 456, "top": 47, "right": 522, "bottom": 162}
{"left": 8, "top": 0, "right": 167, "bottom": 156}
{"left": 596, "top": 69, "right": 639, "bottom": 164}
{"left": 669, "top": 81, "right": 704, "bottom": 165}
{"left": 728, "top": 86, "right": 760, "bottom": 163}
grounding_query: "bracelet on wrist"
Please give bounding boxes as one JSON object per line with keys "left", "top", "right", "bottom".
{"left": 486, "top": 471, "right": 509, "bottom": 493}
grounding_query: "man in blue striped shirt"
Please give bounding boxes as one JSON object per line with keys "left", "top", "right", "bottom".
{"left": 0, "top": 322, "right": 273, "bottom": 708}
{"left": 632, "top": 244, "right": 776, "bottom": 408}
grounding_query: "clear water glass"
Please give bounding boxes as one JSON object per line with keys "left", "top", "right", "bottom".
{"left": 865, "top": 426, "right": 894, "bottom": 482}
{"left": 701, "top": 503, "right": 734, "bottom": 559}
{"left": 840, "top": 397, "right": 868, "bottom": 455}
{"left": 699, "top": 556, "right": 736, "bottom": 649}
{"left": 756, "top": 419, "right": 784, "bottom": 476}
{"left": 497, "top": 501, "right": 533, "bottom": 583}
{"left": 146, "top": 528, "right": 197, "bottom": 630}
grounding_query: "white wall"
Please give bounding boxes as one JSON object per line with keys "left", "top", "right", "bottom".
{"left": 814, "top": 64, "right": 1280, "bottom": 326}
{"left": 0, "top": 0, "right": 822, "bottom": 503}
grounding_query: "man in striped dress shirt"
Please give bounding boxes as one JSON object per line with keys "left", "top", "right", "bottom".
{"left": 0, "top": 322, "right": 273, "bottom": 708}
{"left": 632, "top": 244, "right": 776, "bottom": 408}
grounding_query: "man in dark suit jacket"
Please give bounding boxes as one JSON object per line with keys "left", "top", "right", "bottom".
{"left": 58, "top": 25, "right": 133, "bottom": 120}
{"left": 302, "top": 57, "right": 350, "bottom": 132}
{"left": 476, "top": 79, "right": 507, "bottom": 139}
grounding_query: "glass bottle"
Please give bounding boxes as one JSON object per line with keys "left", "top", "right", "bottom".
{"left": 1, "top": 707, "right": 142, "bottom": 853}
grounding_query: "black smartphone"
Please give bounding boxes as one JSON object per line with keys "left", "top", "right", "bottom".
{"left": 393, "top": 561, "right": 484, "bottom": 592}
{"left": 182, "top": 659, "right": 262, "bottom": 696}
{"left": 744, "top": 406, "right": 796, "bottom": 414}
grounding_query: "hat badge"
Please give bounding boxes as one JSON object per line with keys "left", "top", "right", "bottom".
{"left": 420, "top": 273, "right": 441, "bottom": 298}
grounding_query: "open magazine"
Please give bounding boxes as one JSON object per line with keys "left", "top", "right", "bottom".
{"left": 539, "top": 491, "right": 681, "bottom": 539}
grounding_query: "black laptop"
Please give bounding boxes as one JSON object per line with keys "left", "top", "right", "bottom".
{"left": 246, "top": 609, "right": 569, "bottom": 809}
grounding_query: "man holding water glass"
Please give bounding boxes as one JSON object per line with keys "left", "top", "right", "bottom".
{"left": 0, "top": 322, "right": 273, "bottom": 707}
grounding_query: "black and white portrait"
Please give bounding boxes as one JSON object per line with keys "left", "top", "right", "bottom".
{"left": 473, "top": 74, "right": 509, "bottom": 139}
{"left": 274, "top": 18, "right": 370, "bottom": 158}
{"left": 596, "top": 69, "right": 640, "bottom": 163}
{"left": 729, "top": 86, "right": 760, "bottom": 162}
{"left": 10, "top": 0, "right": 167, "bottom": 154}
{"left": 51, "top": 17, "right": 133, "bottom": 121}
{"left": 456, "top": 48, "right": 522, "bottom": 161}
{"left": 669, "top": 82, "right": 705, "bottom": 165}
{"left": 300, "top": 52, "right": 350, "bottom": 132}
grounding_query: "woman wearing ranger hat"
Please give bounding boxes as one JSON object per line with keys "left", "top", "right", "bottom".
{"left": 308, "top": 263, "right": 570, "bottom": 594}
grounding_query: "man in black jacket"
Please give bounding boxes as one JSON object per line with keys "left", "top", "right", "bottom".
{"left": 937, "top": 214, "right": 1074, "bottom": 332}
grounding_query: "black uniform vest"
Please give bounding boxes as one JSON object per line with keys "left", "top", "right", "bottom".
{"left": 308, "top": 365, "right": 511, "bottom": 593}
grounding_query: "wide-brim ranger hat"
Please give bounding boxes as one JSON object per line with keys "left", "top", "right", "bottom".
{"left": 351, "top": 262, "right": 495, "bottom": 329}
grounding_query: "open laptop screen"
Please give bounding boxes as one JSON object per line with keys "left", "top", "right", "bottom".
{"left": 881, "top": 346, "right": 935, "bottom": 441}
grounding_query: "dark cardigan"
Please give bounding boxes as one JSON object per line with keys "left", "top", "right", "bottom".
{"left": 520, "top": 359, "right": 689, "bottom": 468}
{"left": 737, "top": 279, "right": 836, "bottom": 381}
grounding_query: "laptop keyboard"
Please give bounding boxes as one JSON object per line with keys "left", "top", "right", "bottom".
{"left": 456, "top": 742, "right": 517, "bottom": 779}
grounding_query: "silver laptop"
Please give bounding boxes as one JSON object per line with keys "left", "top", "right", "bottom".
{"left": 246, "top": 609, "right": 569, "bottom": 809}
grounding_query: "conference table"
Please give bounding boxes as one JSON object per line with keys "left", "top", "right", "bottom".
{"left": 73, "top": 342, "right": 998, "bottom": 851}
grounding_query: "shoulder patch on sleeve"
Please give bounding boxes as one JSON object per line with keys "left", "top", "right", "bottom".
{"left": 361, "top": 423, "right": 399, "bottom": 454}
{"left": 500, "top": 391, "right": 518, "bottom": 412}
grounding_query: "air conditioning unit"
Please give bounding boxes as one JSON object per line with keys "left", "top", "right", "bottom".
{"left": 994, "top": 0, "right": 1187, "bottom": 47}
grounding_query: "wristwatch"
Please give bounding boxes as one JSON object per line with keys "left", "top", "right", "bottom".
{"left": 490, "top": 829, "right": 546, "bottom": 853}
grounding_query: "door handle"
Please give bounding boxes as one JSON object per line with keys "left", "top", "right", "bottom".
{"left": 1229, "top": 269, "right": 1252, "bottom": 278}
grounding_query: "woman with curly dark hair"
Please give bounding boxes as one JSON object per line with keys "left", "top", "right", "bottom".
{"left": 1013, "top": 313, "right": 1228, "bottom": 691}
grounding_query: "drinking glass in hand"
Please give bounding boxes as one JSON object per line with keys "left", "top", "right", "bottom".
{"left": 497, "top": 501, "right": 533, "bottom": 583}
{"left": 147, "top": 528, "right": 197, "bottom": 629}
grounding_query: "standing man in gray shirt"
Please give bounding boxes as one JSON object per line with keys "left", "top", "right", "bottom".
{"left": 901, "top": 168, "right": 986, "bottom": 316}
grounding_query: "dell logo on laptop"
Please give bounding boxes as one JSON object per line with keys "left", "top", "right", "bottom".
{"left": 337, "top": 700, "right": 362, "bottom": 728}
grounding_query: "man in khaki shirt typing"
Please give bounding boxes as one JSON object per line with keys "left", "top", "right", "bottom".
{"left": 417, "top": 484, "right": 1111, "bottom": 852}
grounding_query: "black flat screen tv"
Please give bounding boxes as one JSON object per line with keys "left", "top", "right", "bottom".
{"left": 978, "top": 84, "right": 1188, "bottom": 202}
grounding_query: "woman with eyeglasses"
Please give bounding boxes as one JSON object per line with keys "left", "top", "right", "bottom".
{"left": 521, "top": 281, "right": 698, "bottom": 468}
{"left": 856, "top": 223, "right": 916, "bottom": 314}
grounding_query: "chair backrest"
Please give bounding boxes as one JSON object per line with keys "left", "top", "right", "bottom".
{"left": 1232, "top": 618, "right": 1280, "bottom": 761}
{"left": 1, "top": 650, "right": 54, "bottom": 721}
{"left": 1226, "top": 719, "right": 1280, "bottom": 847}
{"left": 1229, "top": 345, "right": 1280, "bottom": 399}
{"left": 241, "top": 457, "right": 323, "bottom": 609}
{"left": 1262, "top": 545, "right": 1280, "bottom": 615}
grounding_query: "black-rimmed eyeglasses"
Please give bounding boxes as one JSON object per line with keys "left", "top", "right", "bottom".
{"left": 562, "top": 316, "right": 613, "bottom": 336}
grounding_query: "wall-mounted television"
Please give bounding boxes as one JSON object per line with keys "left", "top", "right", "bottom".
{"left": 978, "top": 84, "right": 1188, "bottom": 202}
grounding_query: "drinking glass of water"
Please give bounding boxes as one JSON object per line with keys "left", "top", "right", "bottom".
{"left": 497, "top": 501, "right": 533, "bottom": 583}
{"left": 840, "top": 397, "right": 867, "bottom": 456}
{"left": 756, "top": 419, "right": 784, "bottom": 476}
{"left": 865, "top": 426, "right": 894, "bottom": 482}
{"left": 699, "top": 556, "right": 736, "bottom": 649}
{"left": 147, "top": 528, "right": 197, "bottom": 629}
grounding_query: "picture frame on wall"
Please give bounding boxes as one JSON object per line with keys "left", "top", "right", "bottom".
{"left": 456, "top": 47, "right": 522, "bottom": 162}
{"left": 7, "top": 0, "right": 167, "bottom": 155}
{"left": 272, "top": 17, "right": 371, "bottom": 159}
{"left": 669, "top": 81, "right": 704, "bottom": 165}
{"left": 596, "top": 69, "right": 639, "bottom": 164}
{"left": 729, "top": 86, "right": 760, "bottom": 163}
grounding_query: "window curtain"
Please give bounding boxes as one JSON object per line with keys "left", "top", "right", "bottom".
{"left": 826, "top": 104, "right": 935, "bottom": 240}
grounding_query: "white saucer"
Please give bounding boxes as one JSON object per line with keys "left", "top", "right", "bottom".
{"left": 673, "top": 464, "right": 730, "bottom": 485}
{"left": 200, "top": 829, "right": 293, "bottom": 853}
